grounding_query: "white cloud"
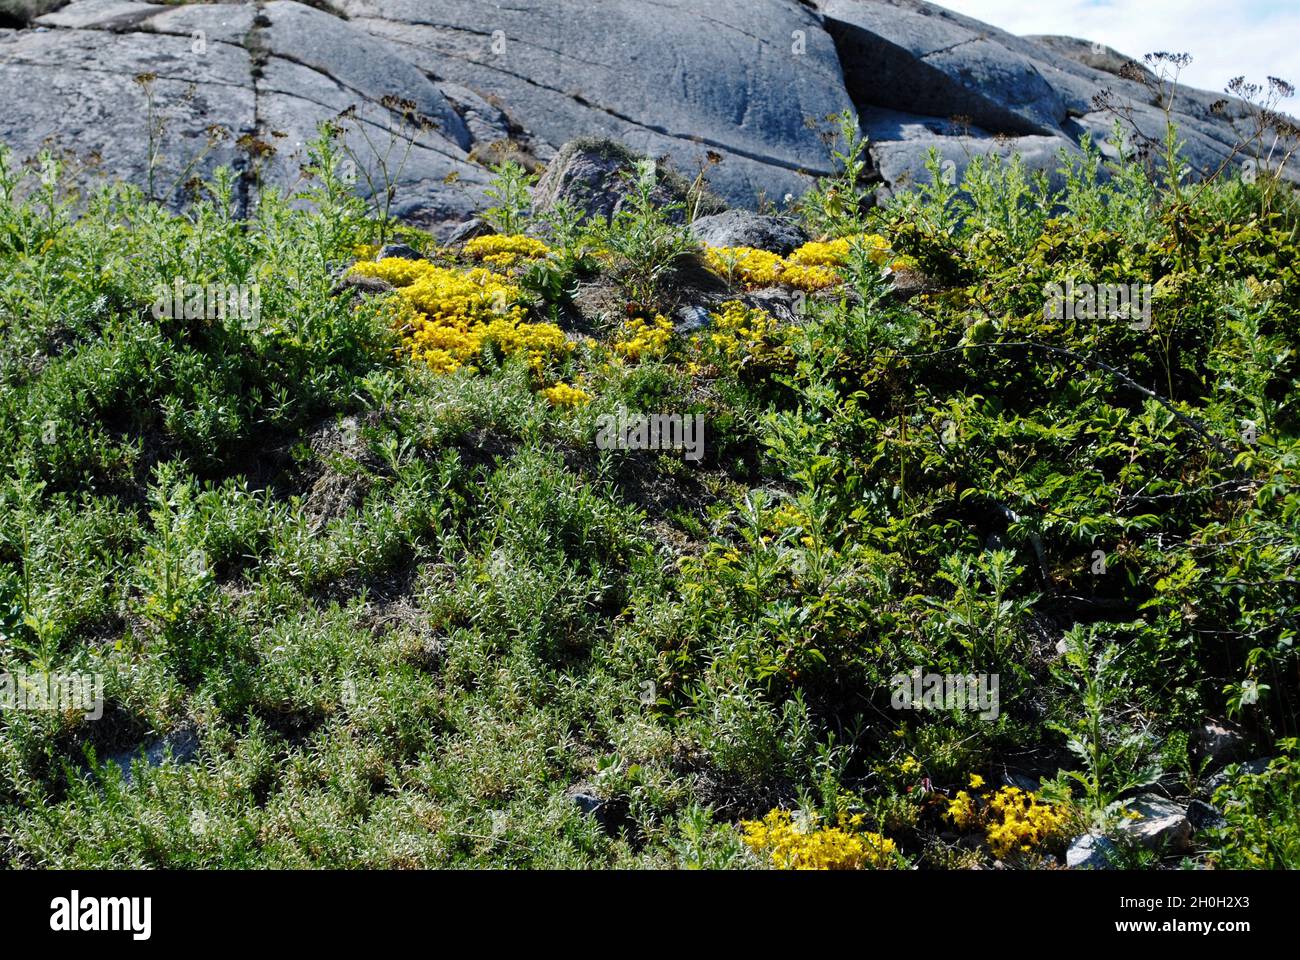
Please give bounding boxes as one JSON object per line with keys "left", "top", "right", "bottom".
{"left": 938, "top": 0, "right": 1300, "bottom": 102}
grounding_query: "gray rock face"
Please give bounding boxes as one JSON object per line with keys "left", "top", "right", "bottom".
{"left": 531, "top": 138, "right": 721, "bottom": 224}
{"left": 0, "top": 0, "right": 67, "bottom": 27}
{"left": 1116, "top": 794, "right": 1193, "bottom": 851}
{"left": 99, "top": 725, "right": 200, "bottom": 785}
{"left": 821, "top": 0, "right": 1066, "bottom": 136}
{"left": 0, "top": 0, "right": 487, "bottom": 232}
{"left": 35, "top": 0, "right": 161, "bottom": 29}
{"left": 1186, "top": 799, "right": 1226, "bottom": 831}
{"left": 1066, "top": 833, "right": 1117, "bottom": 869}
{"left": 377, "top": 242, "right": 423, "bottom": 261}
{"left": 1196, "top": 719, "right": 1248, "bottom": 768}
{"left": 338, "top": 0, "right": 855, "bottom": 210}
{"left": 1208, "top": 756, "right": 1273, "bottom": 790}
{"left": 816, "top": 0, "right": 1296, "bottom": 194}
{"left": 0, "top": 24, "right": 255, "bottom": 204}
{"left": 444, "top": 217, "right": 492, "bottom": 247}
{"left": 1025, "top": 35, "right": 1155, "bottom": 84}
{"left": 0, "top": 0, "right": 1291, "bottom": 228}
{"left": 690, "top": 210, "right": 808, "bottom": 255}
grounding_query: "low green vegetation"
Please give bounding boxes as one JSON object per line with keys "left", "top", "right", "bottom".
{"left": 0, "top": 115, "right": 1296, "bottom": 869}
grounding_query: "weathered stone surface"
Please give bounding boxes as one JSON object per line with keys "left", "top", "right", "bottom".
{"left": 0, "top": 0, "right": 67, "bottom": 27}
{"left": 0, "top": 26, "right": 255, "bottom": 205}
{"left": 816, "top": 0, "right": 1296, "bottom": 191}
{"left": 443, "top": 217, "right": 492, "bottom": 246}
{"left": 868, "top": 121, "right": 1080, "bottom": 201}
{"left": 1208, "top": 756, "right": 1273, "bottom": 790}
{"left": 690, "top": 209, "right": 807, "bottom": 255}
{"left": 1066, "top": 833, "right": 1117, "bottom": 869}
{"left": 1196, "top": 719, "right": 1248, "bottom": 768}
{"left": 1116, "top": 794, "right": 1193, "bottom": 851}
{"left": 0, "top": 1, "right": 490, "bottom": 232}
{"left": 437, "top": 81, "right": 513, "bottom": 148}
{"left": 821, "top": 0, "right": 1066, "bottom": 136}
{"left": 531, "top": 138, "right": 721, "bottom": 224}
{"left": 337, "top": 0, "right": 857, "bottom": 208}
{"left": 0, "top": 0, "right": 1292, "bottom": 223}
{"left": 1025, "top": 35, "right": 1155, "bottom": 84}
{"left": 377, "top": 242, "right": 422, "bottom": 260}
{"left": 1186, "top": 799, "right": 1227, "bottom": 831}
{"left": 35, "top": 0, "right": 162, "bottom": 30}
{"left": 100, "top": 725, "right": 200, "bottom": 784}
{"left": 140, "top": 0, "right": 257, "bottom": 46}
{"left": 259, "top": 1, "right": 469, "bottom": 151}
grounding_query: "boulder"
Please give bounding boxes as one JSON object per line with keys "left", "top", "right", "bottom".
{"left": 34, "top": 0, "right": 161, "bottom": 30}
{"left": 377, "top": 242, "right": 423, "bottom": 261}
{"left": 443, "top": 217, "right": 493, "bottom": 247}
{"left": 1208, "top": 756, "right": 1273, "bottom": 790}
{"left": 531, "top": 138, "right": 721, "bottom": 224}
{"left": 689, "top": 210, "right": 808, "bottom": 255}
{"left": 1066, "top": 833, "right": 1117, "bottom": 869}
{"left": 1115, "top": 794, "right": 1193, "bottom": 851}
{"left": 1186, "top": 799, "right": 1227, "bottom": 832}
{"left": 1196, "top": 718, "right": 1248, "bottom": 768}
{"left": 0, "top": 0, "right": 66, "bottom": 27}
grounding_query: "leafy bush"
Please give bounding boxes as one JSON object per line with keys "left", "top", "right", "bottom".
{"left": 0, "top": 104, "right": 1296, "bottom": 870}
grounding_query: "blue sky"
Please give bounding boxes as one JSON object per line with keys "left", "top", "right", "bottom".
{"left": 940, "top": 0, "right": 1299, "bottom": 101}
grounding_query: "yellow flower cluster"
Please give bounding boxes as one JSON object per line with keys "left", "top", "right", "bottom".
{"left": 985, "top": 786, "right": 1072, "bottom": 859}
{"left": 539, "top": 381, "right": 592, "bottom": 407}
{"left": 349, "top": 258, "right": 570, "bottom": 374}
{"left": 766, "top": 502, "right": 810, "bottom": 532}
{"left": 786, "top": 234, "right": 891, "bottom": 268}
{"left": 946, "top": 789, "right": 978, "bottom": 828}
{"left": 463, "top": 233, "right": 551, "bottom": 269}
{"left": 780, "top": 261, "right": 842, "bottom": 292}
{"left": 703, "top": 246, "right": 787, "bottom": 288}
{"left": 613, "top": 315, "right": 675, "bottom": 362}
{"left": 740, "top": 809, "right": 897, "bottom": 870}
{"left": 945, "top": 782, "right": 1072, "bottom": 860}
{"left": 708, "top": 300, "right": 777, "bottom": 365}
{"left": 703, "top": 234, "right": 905, "bottom": 292}
{"left": 351, "top": 256, "right": 435, "bottom": 288}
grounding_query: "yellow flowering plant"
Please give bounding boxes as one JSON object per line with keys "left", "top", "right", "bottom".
{"left": 463, "top": 233, "right": 552, "bottom": 270}
{"left": 740, "top": 808, "right": 899, "bottom": 870}
{"left": 701, "top": 300, "right": 782, "bottom": 373}
{"left": 701, "top": 234, "right": 910, "bottom": 293}
{"left": 612, "top": 314, "right": 675, "bottom": 362}
{"left": 944, "top": 781, "right": 1074, "bottom": 860}
{"left": 539, "top": 381, "right": 592, "bottom": 407}
{"left": 348, "top": 257, "right": 571, "bottom": 375}
{"left": 703, "top": 246, "right": 787, "bottom": 288}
